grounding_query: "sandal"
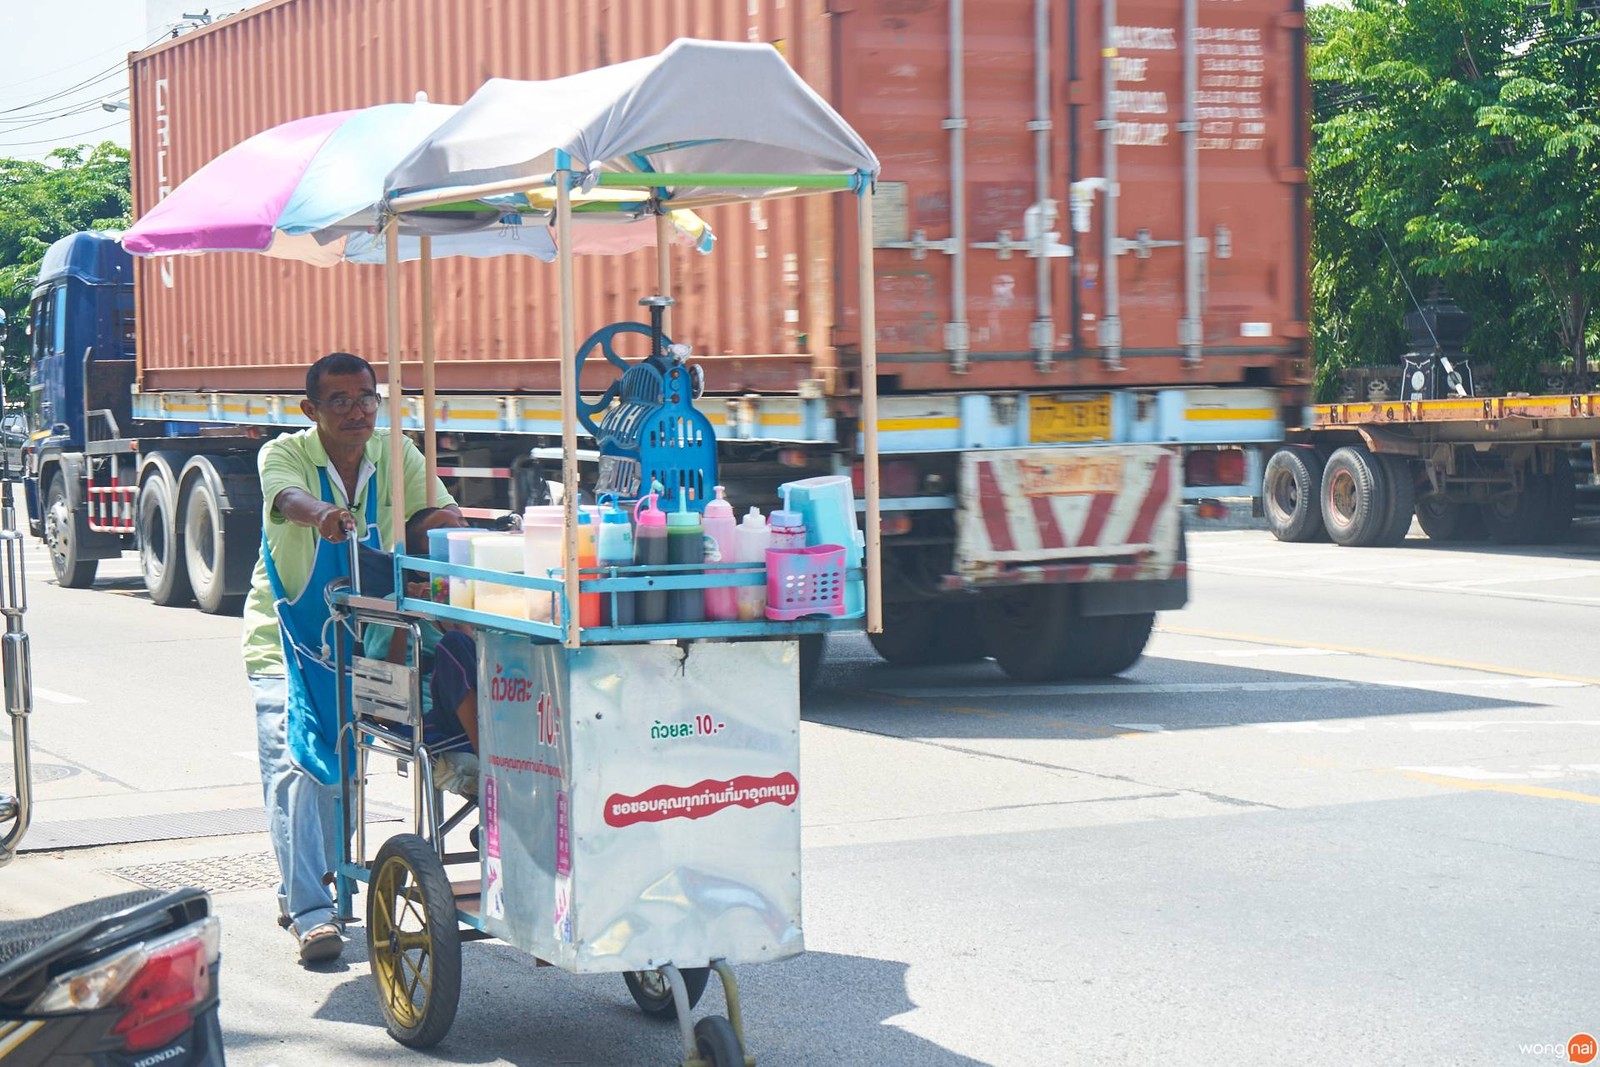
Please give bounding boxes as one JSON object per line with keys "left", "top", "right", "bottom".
{"left": 297, "top": 922, "right": 344, "bottom": 963}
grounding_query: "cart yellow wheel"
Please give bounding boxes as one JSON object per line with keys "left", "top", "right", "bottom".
{"left": 693, "top": 1015, "right": 746, "bottom": 1067}
{"left": 366, "top": 833, "right": 461, "bottom": 1048}
{"left": 623, "top": 966, "right": 708, "bottom": 1018}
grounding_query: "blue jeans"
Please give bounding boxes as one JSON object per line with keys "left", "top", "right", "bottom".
{"left": 251, "top": 674, "right": 338, "bottom": 937}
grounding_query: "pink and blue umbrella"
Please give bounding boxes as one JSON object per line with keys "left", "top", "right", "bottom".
{"left": 122, "top": 100, "right": 557, "bottom": 266}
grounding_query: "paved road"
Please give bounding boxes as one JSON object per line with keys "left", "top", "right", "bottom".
{"left": 3, "top": 529, "right": 1597, "bottom": 1065}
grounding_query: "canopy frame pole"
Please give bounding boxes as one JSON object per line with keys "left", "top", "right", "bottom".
{"left": 556, "top": 163, "right": 581, "bottom": 648}
{"left": 420, "top": 235, "right": 438, "bottom": 506}
{"left": 387, "top": 171, "right": 857, "bottom": 214}
{"left": 656, "top": 212, "right": 672, "bottom": 331}
{"left": 857, "top": 186, "right": 883, "bottom": 634}
{"left": 383, "top": 216, "right": 406, "bottom": 550}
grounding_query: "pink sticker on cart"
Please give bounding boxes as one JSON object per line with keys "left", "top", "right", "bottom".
{"left": 483, "top": 775, "right": 500, "bottom": 860}
{"left": 555, "top": 789, "right": 570, "bottom": 876}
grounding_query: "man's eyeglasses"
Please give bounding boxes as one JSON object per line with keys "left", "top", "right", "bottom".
{"left": 316, "top": 392, "right": 380, "bottom": 415}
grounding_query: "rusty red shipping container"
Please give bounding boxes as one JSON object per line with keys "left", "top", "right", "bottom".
{"left": 129, "top": 0, "right": 1309, "bottom": 402}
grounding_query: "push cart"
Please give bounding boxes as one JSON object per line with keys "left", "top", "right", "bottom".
{"left": 326, "top": 40, "right": 884, "bottom": 1066}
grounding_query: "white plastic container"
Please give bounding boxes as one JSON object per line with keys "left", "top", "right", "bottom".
{"left": 734, "top": 507, "right": 772, "bottom": 621}
{"left": 522, "top": 505, "right": 566, "bottom": 623}
{"left": 473, "top": 533, "right": 529, "bottom": 620}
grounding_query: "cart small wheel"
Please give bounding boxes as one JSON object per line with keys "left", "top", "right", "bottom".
{"left": 366, "top": 833, "right": 462, "bottom": 1049}
{"left": 623, "top": 966, "right": 709, "bottom": 1018}
{"left": 693, "top": 1015, "right": 746, "bottom": 1067}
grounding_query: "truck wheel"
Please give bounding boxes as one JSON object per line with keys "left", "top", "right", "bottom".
{"left": 44, "top": 474, "right": 98, "bottom": 588}
{"left": 798, "top": 634, "right": 826, "bottom": 696}
{"left": 978, "top": 585, "right": 1074, "bottom": 682}
{"left": 868, "top": 601, "right": 988, "bottom": 666}
{"left": 1414, "top": 497, "right": 1486, "bottom": 542}
{"left": 1320, "top": 446, "right": 1388, "bottom": 547}
{"left": 1375, "top": 455, "right": 1417, "bottom": 546}
{"left": 182, "top": 476, "right": 248, "bottom": 615}
{"left": 1480, "top": 475, "right": 1550, "bottom": 545}
{"left": 1262, "top": 447, "right": 1325, "bottom": 542}
{"left": 137, "top": 469, "right": 193, "bottom": 606}
{"left": 1540, "top": 467, "right": 1577, "bottom": 542}
{"left": 1060, "top": 612, "right": 1155, "bottom": 678}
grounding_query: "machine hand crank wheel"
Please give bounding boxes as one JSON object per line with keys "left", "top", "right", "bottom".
{"left": 623, "top": 966, "right": 709, "bottom": 1019}
{"left": 573, "top": 321, "right": 674, "bottom": 438}
{"left": 367, "top": 833, "right": 462, "bottom": 1048}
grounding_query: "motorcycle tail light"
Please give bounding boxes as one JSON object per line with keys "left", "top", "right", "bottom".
{"left": 29, "top": 916, "right": 219, "bottom": 1052}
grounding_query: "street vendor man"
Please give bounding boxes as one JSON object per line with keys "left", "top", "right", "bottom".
{"left": 242, "top": 351, "right": 459, "bottom": 963}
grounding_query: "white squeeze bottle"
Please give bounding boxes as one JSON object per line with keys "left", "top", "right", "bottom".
{"left": 702, "top": 486, "right": 740, "bottom": 621}
{"left": 734, "top": 506, "right": 772, "bottom": 621}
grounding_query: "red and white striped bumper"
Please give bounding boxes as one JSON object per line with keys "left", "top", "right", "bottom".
{"left": 955, "top": 445, "right": 1181, "bottom": 584}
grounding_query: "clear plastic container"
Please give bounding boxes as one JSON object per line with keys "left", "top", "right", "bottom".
{"left": 473, "top": 533, "right": 529, "bottom": 621}
{"left": 447, "top": 530, "right": 495, "bottom": 608}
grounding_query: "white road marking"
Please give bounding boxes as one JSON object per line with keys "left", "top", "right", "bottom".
{"left": 1211, "top": 648, "right": 1348, "bottom": 659}
{"left": 1397, "top": 764, "right": 1600, "bottom": 781}
{"left": 879, "top": 677, "right": 1586, "bottom": 700}
{"left": 1191, "top": 562, "right": 1600, "bottom": 606}
{"left": 33, "top": 687, "right": 85, "bottom": 705}
{"left": 1259, "top": 719, "right": 1600, "bottom": 734}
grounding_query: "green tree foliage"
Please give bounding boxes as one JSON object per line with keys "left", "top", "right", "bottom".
{"left": 0, "top": 142, "right": 131, "bottom": 401}
{"left": 1309, "top": 0, "right": 1600, "bottom": 396}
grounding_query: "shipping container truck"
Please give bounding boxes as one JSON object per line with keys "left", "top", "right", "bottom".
{"left": 1260, "top": 395, "right": 1600, "bottom": 547}
{"left": 22, "top": 0, "right": 1310, "bottom": 682}
{"left": 1260, "top": 297, "right": 1600, "bottom": 547}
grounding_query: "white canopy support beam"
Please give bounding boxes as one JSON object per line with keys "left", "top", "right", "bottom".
{"left": 858, "top": 188, "right": 883, "bottom": 634}
{"left": 420, "top": 234, "right": 438, "bottom": 506}
{"left": 556, "top": 169, "right": 581, "bottom": 648}
{"left": 383, "top": 217, "right": 406, "bottom": 550}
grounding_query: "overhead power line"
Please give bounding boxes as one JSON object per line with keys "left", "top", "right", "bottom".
{"left": 0, "top": 117, "right": 127, "bottom": 152}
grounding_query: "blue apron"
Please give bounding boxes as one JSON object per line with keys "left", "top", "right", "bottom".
{"left": 261, "top": 467, "right": 382, "bottom": 786}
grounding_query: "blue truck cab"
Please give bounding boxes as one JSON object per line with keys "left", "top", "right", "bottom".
{"left": 23, "top": 232, "right": 136, "bottom": 531}
{"left": 24, "top": 232, "right": 262, "bottom": 608}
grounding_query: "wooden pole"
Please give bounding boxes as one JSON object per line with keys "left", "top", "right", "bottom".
{"left": 420, "top": 235, "right": 438, "bottom": 507}
{"left": 858, "top": 188, "right": 883, "bottom": 634}
{"left": 383, "top": 217, "right": 406, "bottom": 550}
{"left": 656, "top": 212, "right": 672, "bottom": 333}
{"left": 557, "top": 171, "right": 581, "bottom": 647}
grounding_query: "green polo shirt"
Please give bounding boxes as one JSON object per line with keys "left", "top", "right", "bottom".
{"left": 241, "top": 427, "right": 454, "bottom": 677}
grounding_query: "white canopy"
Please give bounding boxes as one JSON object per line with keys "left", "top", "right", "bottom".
{"left": 384, "top": 38, "right": 879, "bottom": 209}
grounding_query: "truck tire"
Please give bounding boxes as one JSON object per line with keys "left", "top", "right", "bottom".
{"left": 1538, "top": 466, "right": 1577, "bottom": 543}
{"left": 1262, "top": 447, "right": 1325, "bottom": 542}
{"left": 1375, "top": 455, "right": 1417, "bottom": 546}
{"left": 1480, "top": 474, "right": 1550, "bottom": 545}
{"left": 137, "top": 468, "right": 193, "bottom": 607}
{"left": 1060, "top": 612, "right": 1155, "bottom": 678}
{"left": 182, "top": 475, "right": 250, "bottom": 615}
{"left": 44, "top": 474, "right": 98, "bottom": 589}
{"left": 1414, "top": 497, "right": 1486, "bottom": 542}
{"left": 868, "top": 601, "right": 988, "bottom": 666}
{"left": 798, "top": 634, "right": 826, "bottom": 696}
{"left": 978, "top": 586, "right": 1150, "bottom": 682}
{"left": 1320, "top": 446, "right": 1388, "bottom": 547}
{"left": 980, "top": 585, "right": 1074, "bottom": 682}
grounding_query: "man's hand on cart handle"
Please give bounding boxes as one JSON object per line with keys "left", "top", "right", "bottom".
{"left": 317, "top": 506, "right": 357, "bottom": 543}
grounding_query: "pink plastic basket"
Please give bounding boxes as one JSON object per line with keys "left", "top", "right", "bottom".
{"left": 765, "top": 545, "right": 847, "bottom": 621}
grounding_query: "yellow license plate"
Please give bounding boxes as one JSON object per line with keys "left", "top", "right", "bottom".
{"left": 1030, "top": 393, "right": 1113, "bottom": 443}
